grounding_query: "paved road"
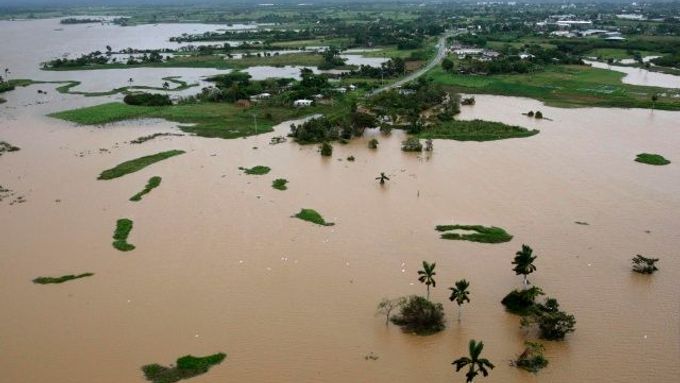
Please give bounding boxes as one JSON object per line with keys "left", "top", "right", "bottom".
{"left": 369, "top": 32, "right": 453, "bottom": 96}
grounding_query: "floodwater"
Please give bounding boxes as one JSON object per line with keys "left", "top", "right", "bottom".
{"left": 586, "top": 59, "right": 680, "bottom": 89}
{"left": 1, "top": 20, "right": 680, "bottom": 383}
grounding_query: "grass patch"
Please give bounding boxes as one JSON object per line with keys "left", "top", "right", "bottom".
{"left": 635, "top": 153, "right": 671, "bottom": 166}
{"left": 436, "top": 224, "right": 513, "bottom": 244}
{"left": 428, "top": 65, "right": 680, "bottom": 110}
{"left": 239, "top": 165, "right": 271, "bottom": 175}
{"left": 272, "top": 178, "right": 288, "bottom": 190}
{"left": 142, "top": 353, "right": 226, "bottom": 383}
{"left": 98, "top": 150, "right": 185, "bottom": 180}
{"left": 49, "top": 101, "right": 337, "bottom": 139}
{"left": 419, "top": 119, "right": 539, "bottom": 141}
{"left": 130, "top": 176, "right": 162, "bottom": 202}
{"left": 32, "top": 273, "right": 94, "bottom": 285}
{"left": 130, "top": 133, "right": 184, "bottom": 144}
{"left": 0, "top": 141, "right": 20, "bottom": 156}
{"left": 294, "top": 208, "right": 334, "bottom": 226}
{"left": 113, "top": 218, "right": 135, "bottom": 252}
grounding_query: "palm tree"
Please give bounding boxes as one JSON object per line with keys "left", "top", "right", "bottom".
{"left": 651, "top": 94, "right": 658, "bottom": 110}
{"left": 449, "top": 279, "right": 471, "bottom": 321}
{"left": 376, "top": 172, "right": 390, "bottom": 185}
{"left": 512, "top": 244, "right": 537, "bottom": 289}
{"left": 452, "top": 340, "right": 495, "bottom": 383}
{"left": 417, "top": 261, "right": 436, "bottom": 300}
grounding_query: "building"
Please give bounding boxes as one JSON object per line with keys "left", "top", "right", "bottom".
{"left": 293, "top": 99, "right": 313, "bottom": 107}
{"left": 250, "top": 93, "right": 271, "bottom": 101}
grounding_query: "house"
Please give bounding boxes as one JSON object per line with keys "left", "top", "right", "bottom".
{"left": 334, "top": 87, "right": 347, "bottom": 93}
{"left": 348, "top": 84, "right": 357, "bottom": 91}
{"left": 293, "top": 99, "right": 313, "bottom": 107}
{"left": 250, "top": 92, "right": 271, "bottom": 101}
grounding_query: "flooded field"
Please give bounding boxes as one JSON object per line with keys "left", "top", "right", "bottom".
{"left": 1, "top": 19, "right": 679, "bottom": 383}
{"left": 586, "top": 60, "right": 680, "bottom": 89}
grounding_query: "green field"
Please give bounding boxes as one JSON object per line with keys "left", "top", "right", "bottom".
{"left": 586, "top": 48, "right": 661, "bottom": 60}
{"left": 50, "top": 98, "right": 352, "bottom": 139}
{"left": 428, "top": 65, "right": 680, "bottom": 110}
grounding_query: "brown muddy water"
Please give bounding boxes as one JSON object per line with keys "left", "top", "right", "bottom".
{"left": 1, "top": 20, "right": 679, "bottom": 383}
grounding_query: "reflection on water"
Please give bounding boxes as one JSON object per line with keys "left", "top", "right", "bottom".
{"left": 586, "top": 60, "right": 680, "bottom": 89}
{"left": 0, "top": 19, "right": 679, "bottom": 383}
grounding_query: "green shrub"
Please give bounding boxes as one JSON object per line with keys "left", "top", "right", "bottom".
{"left": 98, "top": 150, "right": 185, "bottom": 180}
{"left": 436, "top": 224, "right": 513, "bottom": 243}
{"left": 635, "top": 153, "right": 671, "bottom": 166}
{"left": 320, "top": 142, "right": 333, "bottom": 156}
{"left": 33, "top": 273, "right": 94, "bottom": 284}
{"left": 142, "top": 353, "right": 226, "bottom": 383}
{"left": 368, "top": 138, "right": 379, "bottom": 149}
{"left": 501, "top": 287, "right": 544, "bottom": 315}
{"left": 123, "top": 92, "right": 172, "bottom": 106}
{"left": 113, "top": 218, "right": 135, "bottom": 252}
{"left": 294, "top": 208, "right": 334, "bottom": 226}
{"left": 521, "top": 298, "right": 576, "bottom": 341}
{"left": 390, "top": 295, "right": 446, "bottom": 335}
{"left": 513, "top": 342, "right": 549, "bottom": 373}
{"left": 272, "top": 178, "right": 288, "bottom": 190}
{"left": 239, "top": 165, "right": 271, "bottom": 175}
{"left": 401, "top": 137, "right": 422, "bottom": 152}
{"left": 130, "top": 176, "right": 162, "bottom": 201}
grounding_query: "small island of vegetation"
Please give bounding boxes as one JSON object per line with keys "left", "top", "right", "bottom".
{"left": 142, "top": 352, "right": 226, "bottom": 383}
{"left": 435, "top": 224, "right": 513, "bottom": 243}
{"left": 98, "top": 150, "right": 185, "bottom": 180}
{"left": 130, "top": 176, "right": 162, "bottom": 202}
{"left": 113, "top": 218, "right": 135, "bottom": 252}
{"left": 32, "top": 273, "right": 94, "bottom": 285}
{"left": 293, "top": 208, "right": 334, "bottom": 226}
{"left": 635, "top": 153, "right": 671, "bottom": 166}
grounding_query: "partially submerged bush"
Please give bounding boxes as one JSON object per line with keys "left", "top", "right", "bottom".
{"left": 123, "top": 92, "right": 172, "bottom": 106}
{"left": 113, "top": 218, "right": 135, "bottom": 251}
{"left": 272, "top": 178, "right": 288, "bottom": 190}
{"left": 293, "top": 208, "right": 334, "bottom": 226}
{"left": 33, "top": 273, "right": 94, "bottom": 285}
{"left": 368, "top": 138, "right": 379, "bottom": 149}
{"left": 521, "top": 298, "right": 576, "bottom": 341}
{"left": 390, "top": 295, "right": 446, "bottom": 335}
{"left": 320, "top": 142, "right": 333, "bottom": 156}
{"left": 239, "top": 165, "right": 271, "bottom": 175}
{"left": 632, "top": 254, "right": 659, "bottom": 274}
{"left": 142, "top": 353, "right": 226, "bottom": 383}
{"left": 0, "top": 141, "right": 20, "bottom": 156}
{"left": 130, "top": 176, "right": 162, "bottom": 202}
{"left": 501, "top": 287, "right": 544, "bottom": 315}
{"left": 436, "top": 224, "right": 513, "bottom": 243}
{"left": 513, "top": 342, "right": 549, "bottom": 373}
{"left": 401, "top": 137, "right": 423, "bottom": 152}
{"left": 635, "top": 153, "right": 671, "bottom": 166}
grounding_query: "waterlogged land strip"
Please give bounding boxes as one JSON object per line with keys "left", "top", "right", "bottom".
{"left": 436, "top": 225, "right": 513, "bottom": 244}
{"left": 113, "top": 218, "right": 135, "bottom": 251}
{"left": 98, "top": 150, "right": 184, "bottom": 180}
{"left": 54, "top": 76, "right": 197, "bottom": 97}
{"left": 32, "top": 273, "right": 94, "bottom": 285}
{"left": 239, "top": 166, "right": 271, "bottom": 175}
{"left": 142, "top": 353, "right": 226, "bottom": 383}
{"left": 50, "top": 101, "right": 330, "bottom": 139}
{"left": 294, "top": 209, "right": 334, "bottom": 226}
{"left": 418, "top": 120, "right": 539, "bottom": 141}
{"left": 130, "top": 176, "right": 162, "bottom": 201}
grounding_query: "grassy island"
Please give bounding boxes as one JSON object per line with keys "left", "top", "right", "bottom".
{"left": 294, "top": 209, "right": 334, "bottom": 226}
{"left": 635, "top": 153, "right": 671, "bottom": 166}
{"left": 142, "top": 353, "right": 226, "bottom": 383}
{"left": 130, "top": 176, "right": 162, "bottom": 201}
{"left": 436, "top": 224, "right": 513, "bottom": 244}
{"left": 113, "top": 218, "right": 135, "bottom": 251}
{"left": 272, "top": 178, "right": 289, "bottom": 190}
{"left": 418, "top": 119, "right": 539, "bottom": 141}
{"left": 239, "top": 165, "right": 271, "bottom": 175}
{"left": 32, "top": 273, "right": 94, "bottom": 285}
{"left": 98, "top": 150, "right": 185, "bottom": 180}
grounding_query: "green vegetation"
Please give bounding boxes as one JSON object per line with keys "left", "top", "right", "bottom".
{"left": 632, "top": 254, "right": 660, "bottom": 274}
{"left": 124, "top": 93, "right": 172, "bottom": 106}
{"left": 401, "top": 137, "right": 423, "bottom": 152}
{"left": 112, "top": 218, "right": 135, "bottom": 252}
{"left": 142, "top": 353, "right": 226, "bottom": 383}
{"left": 428, "top": 66, "right": 680, "bottom": 110}
{"left": 130, "top": 133, "right": 184, "bottom": 144}
{"left": 98, "top": 150, "right": 185, "bottom": 180}
{"left": 436, "top": 225, "right": 513, "bottom": 244}
{"left": 293, "top": 208, "right": 334, "bottom": 226}
{"left": 32, "top": 273, "right": 94, "bottom": 285}
{"left": 272, "top": 178, "right": 288, "bottom": 190}
{"left": 417, "top": 261, "right": 437, "bottom": 300}
{"left": 418, "top": 119, "right": 538, "bottom": 141}
{"left": 453, "top": 340, "right": 495, "bottom": 383}
{"left": 50, "top": 101, "right": 332, "bottom": 139}
{"left": 501, "top": 287, "right": 545, "bottom": 316}
{"left": 130, "top": 176, "right": 162, "bottom": 202}
{"left": 635, "top": 153, "right": 671, "bottom": 166}
{"left": 390, "top": 295, "right": 446, "bottom": 335}
{"left": 0, "top": 141, "right": 20, "bottom": 156}
{"left": 513, "top": 342, "right": 549, "bottom": 373}
{"left": 449, "top": 279, "right": 471, "bottom": 321}
{"left": 520, "top": 298, "right": 576, "bottom": 341}
{"left": 320, "top": 142, "right": 333, "bottom": 156}
{"left": 239, "top": 165, "right": 271, "bottom": 175}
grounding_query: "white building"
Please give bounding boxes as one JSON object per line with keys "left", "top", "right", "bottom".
{"left": 293, "top": 99, "right": 313, "bottom": 107}
{"left": 250, "top": 93, "right": 271, "bottom": 101}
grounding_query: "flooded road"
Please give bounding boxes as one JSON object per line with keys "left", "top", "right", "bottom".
{"left": 0, "top": 20, "right": 679, "bottom": 383}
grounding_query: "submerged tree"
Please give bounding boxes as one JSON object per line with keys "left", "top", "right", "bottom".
{"left": 376, "top": 172, "right": 390, "bottom": 185}
{"left": 632, "top": 255, "right": 659, "bottom": 274}
{"left": 512, "top": 245, "right": 537, "bottom": 289}
{"left": 521, "top": 298, "right": 576, "bottom": 341}
{"left": 320, "top": 142, "right": 333, "bottom": 157}
{"left": 512, "top": 341, "right": 549, "bottom": 373}
{"left": 417, "top": 261, "right": 436, "bottom": 300}
{"left": 390, "top": 295, "right": 445, "bottom": 335}
{"left": 449, "top": 279, "right": 471, "bottom": 321}
{"left": 452, "top": 340, "right": 495, "bottom": 383}
{"left": 376, "top": 297, "right": 406, "bottom": 326}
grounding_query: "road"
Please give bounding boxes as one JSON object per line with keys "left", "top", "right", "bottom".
{"left": 369, "top": 31, "right": 453, "bottom": 96}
